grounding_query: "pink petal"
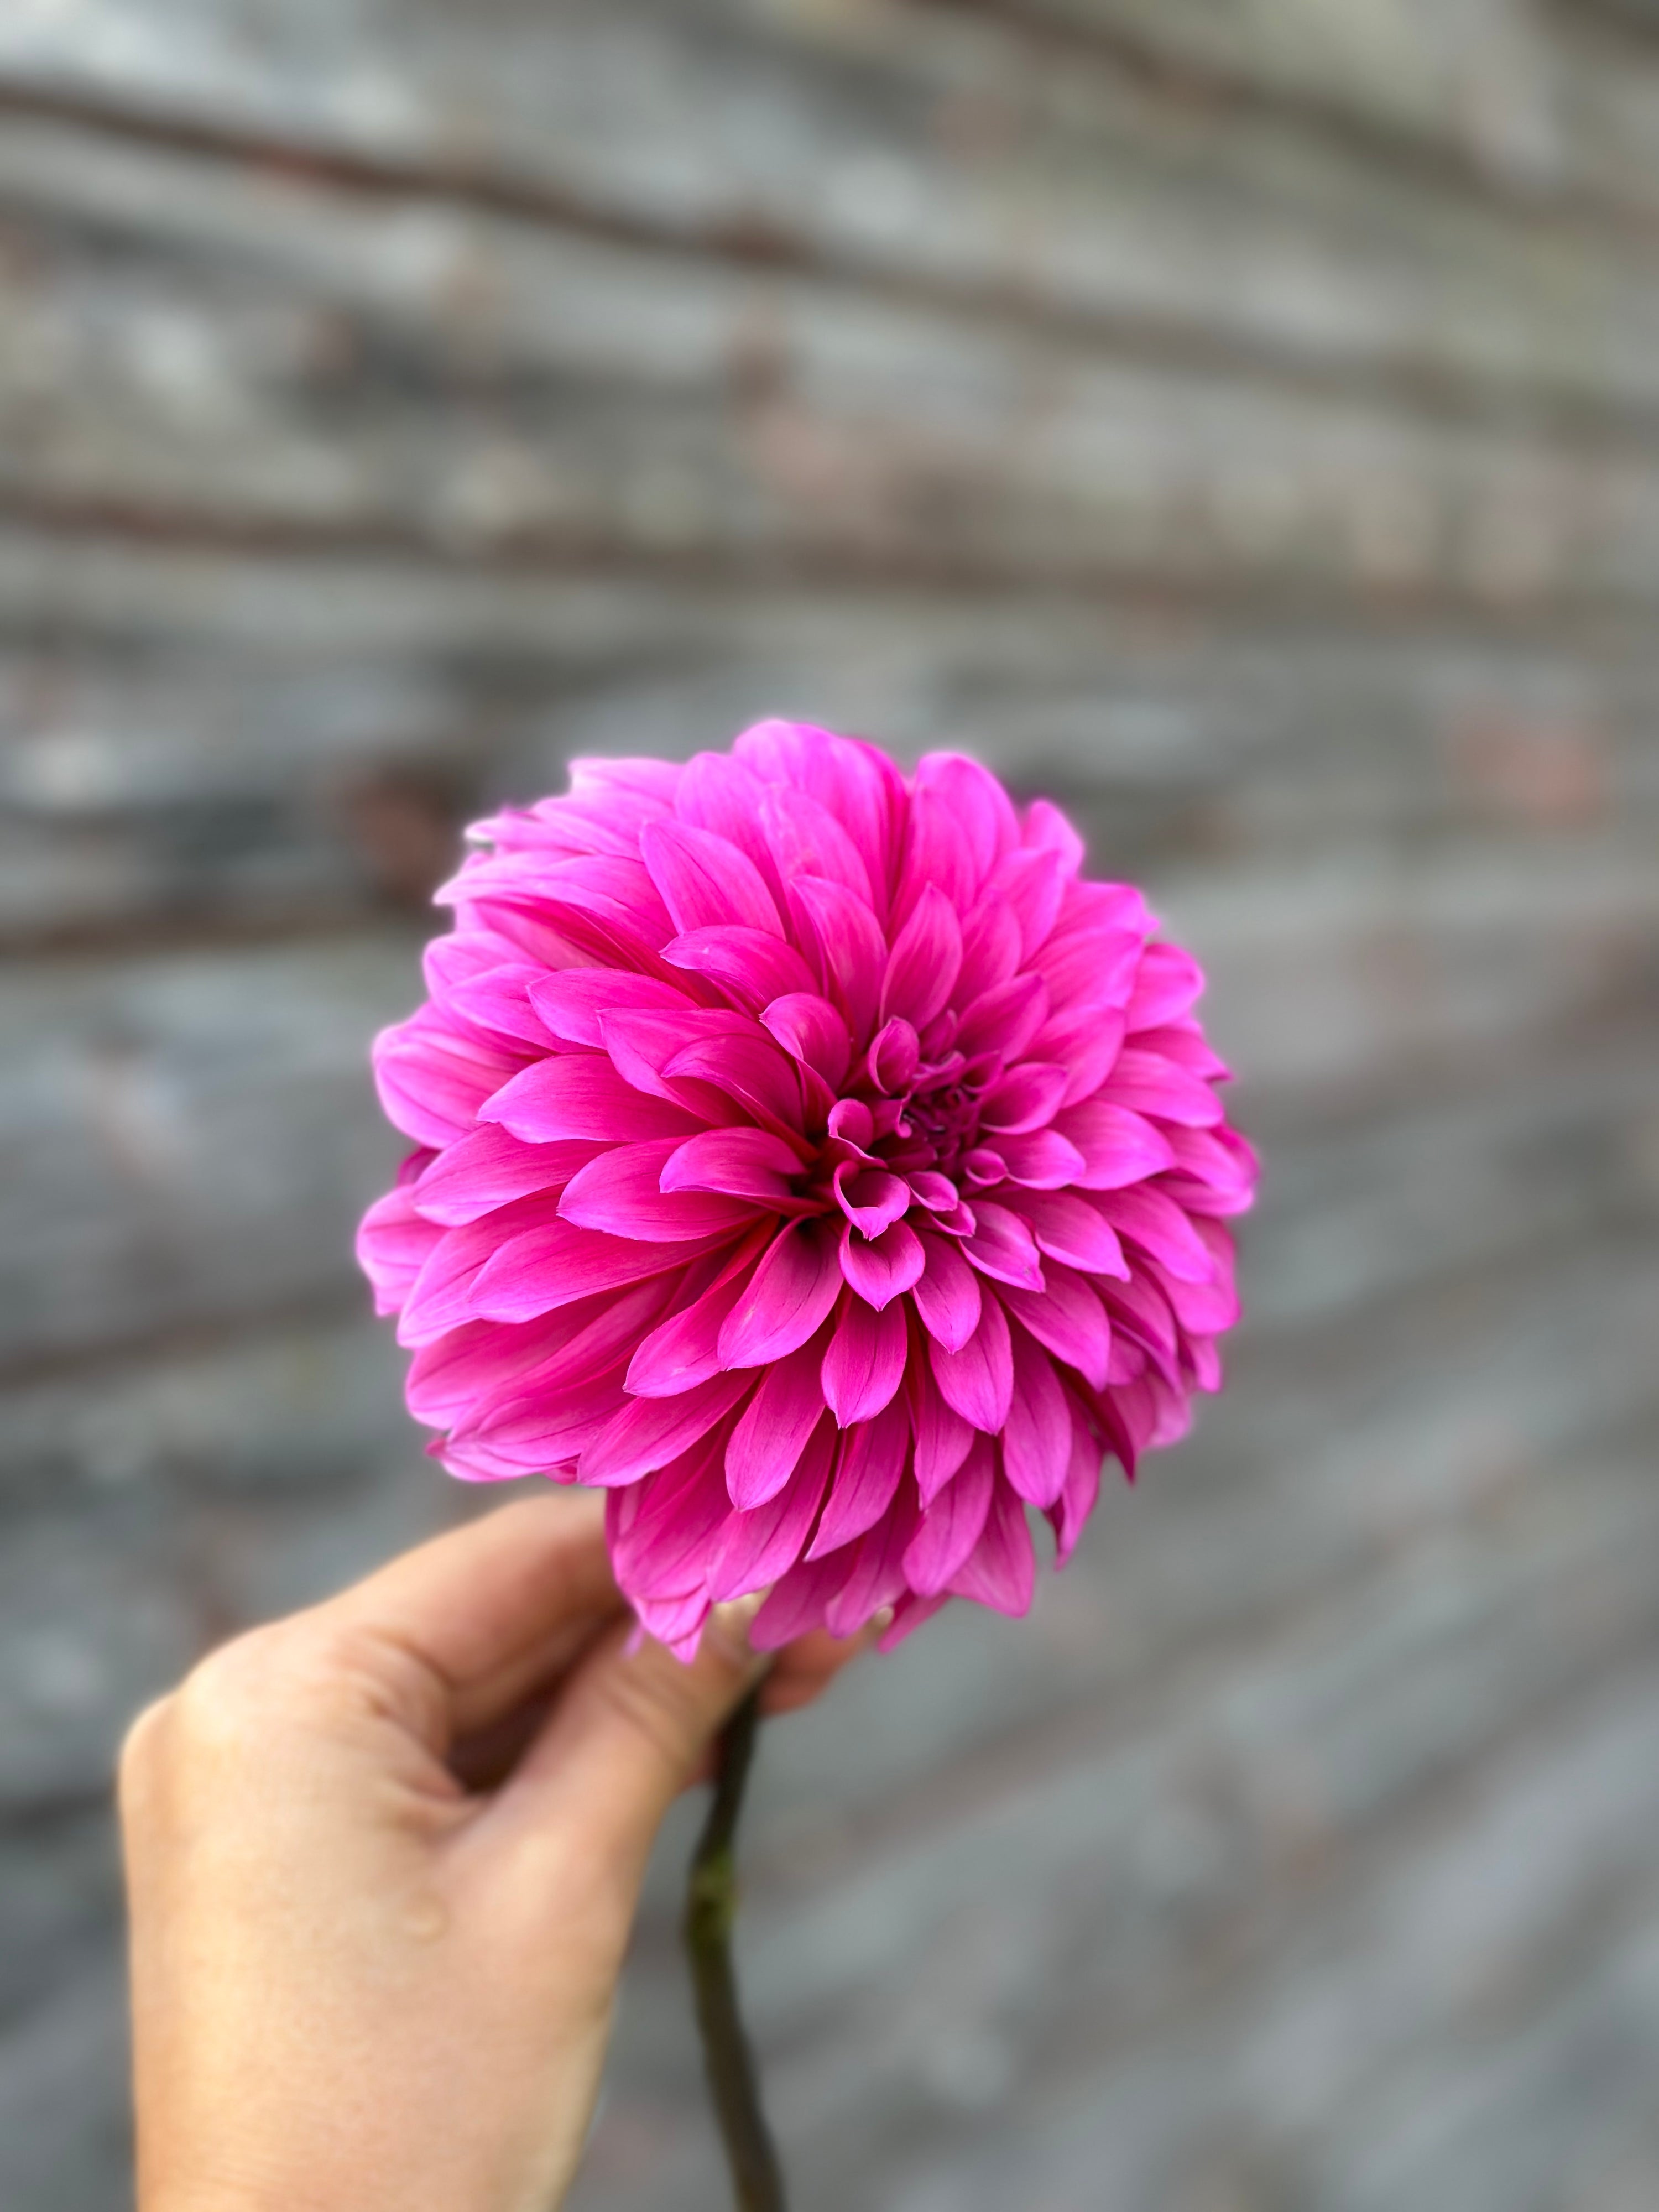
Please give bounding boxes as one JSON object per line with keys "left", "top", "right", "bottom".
{"left": 559, "top": 1139, "right": 757, "bottom": 1242}
{"left": 1000, "top": 1189, "right": 1129, "bottom": 1278}
{"left": 1000, "top": 1329, "right": 1073, "bottom": 1507}
{"left": 640, "top": 817, "right": 783, "bottom": 937}
{"left": 412, "top": 1123, "right": 591, "bottom": 1225}
{"left": 833, "top": 1164, "right": 912, "bottom": 1238}
{"left": 578, "top": 1369, "right": 753, "bottom": 1486}
{"left": 1136, "top": 1021, "right": 1232, "bottom": 1082}
{"left": 1031, "top": 1005, "right": 1127, "bottom": 1106}
{"left": 914, "top": 755, "right": 1020, "bottom": 888}
{"left": 625, "top": 1239, "right": 767, "bottom": 1396}
{"left": 1125, "top": 943, "right": 1205, "bottom": 1030}
{"left": 527, "top": 969, "right": 695, "bottom": 1048}
{"left": 998, "top": 1265, "right": 1112, "bottom": 1390}
{"left": 807, "top": 1393, "right": 911, "bottom": 1554}
{"left": 596, "top": 1006, "right": 749, "bottom": 1119}
{"left": 760, "top": 992, "right": 852, "bottom": 1089}
{"left": 823, "top": 1485, "right": 921, "bottom": 1637}
{"left": 725, "top": 1335, "right": 832, "bottom": 1508}
{"left": 840, "top": 1218, "right": 925, "bottom": 1309}
{"left": 708, "top": 1417, "right": 836, "bottom": 1598}
{"left": 1048, "top": 1405, "right": 1105, "bottom": 1566}
{"left": 482, "top": 1055, "right": 701, "bottom": 1144}
{"left": 881, "top": 884, "right": 963, "bottom": 1031}
{"left": 1053, "top": 1100, "right": 1176, "bottom": 1188}
{"left": 1031, "top": 925, "right": 1143, "bottom": 1015}
{"left": 902, "top": 1434, "right": 994, "bottom": 1597}
{"left": 666, "top": 1031, "right": 806, "bottom": 1135}
{"left": 893, "top": 780, "right": 976, "bottom": 923}
{"left": 955, "top": 973, "right": 1049, "bottom": 1062}
{"left": 994, "top": 1128, "right": 1088, "bottom": 1190}
{"left": 674, "top": 750, "right": 783, "bottom": 896}
{"left": 910, "top": 1229, "right": 983, "bottom": 1352}
{"left": 760, "top": 784, "right": 877, "bottom": 912}
{"left": 735, "top": 723, "right": 904, "bottom": 895}
{"left": 908, "top": 1363, "right": 975, "bottom": 1504}
{"left": 928, "top": 1291, "right": 1013, "bottom": 1432}
{"left": 718, "top": 1217, "right": 846, "bottom": 1368}
{"left": 961, "top": 1201, "right": 1046, "bottom": 1291}
{"left": 445, "top": 964, "right": 557, "bottom": 1048}
{"left": 397, "top": 1197, "right": 564, "bottom": 1344}
{"left": 950, "top": 1478, "right": 1035, "bottom": 1616}
{"left": 662, "top": 926, "right": 817, "bottom": 1015}
{"left": 868, "top": 1018, "right": 921, "bottom": 1095}
{"left": 956, "top": 893, "right": 1022, "bottom": 1004}
{"left": 1022, "top": 797, "right": 1086, "bottom": 879}
{"left": 749, "top": 1553, "right": 849, "bottom": 1649}
{"left": 878, "top": 1590, "right": 951, "bottom": 1651}
{"left": 1103, "top": 1048, "right": 1223, "bottom": 1128}
{"left": 660, "top": 1126, "right": 802, "bottom": 1204}
{"left": 1092, "top": 1185, "right": 1215, "bottom": 1283}
{"left": 469, "top": 1214, "right": 718, "bottom": 1329}
{"left": 356, "top": 1180, "right": 442, "bottom": 1314}
{"left": 607, "top": 1433, "right": 731, "bottom": 1597}
{"left": 989, "top": 844, "right": 1067, "bottom": 961}
{"left": 788, "top": 874, "right": 887, "bottom": 1044}
{"left": 373, "top": 1011, "right": 526, "bottom": 1147}
{"left": 979, "top": 1062, "right": 1070, "bottom": 1135}
{"left": 821, "top": 1294, "right": 908, "bottom": 1425}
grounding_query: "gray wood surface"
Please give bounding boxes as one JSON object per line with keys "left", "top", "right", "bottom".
{"left": 2, "top": 4, "right": 1657, "bottom": 2208}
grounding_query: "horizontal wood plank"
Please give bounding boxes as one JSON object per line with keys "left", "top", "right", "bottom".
{"left": 8, "top": 119, "right": 1659, "bottom": 606}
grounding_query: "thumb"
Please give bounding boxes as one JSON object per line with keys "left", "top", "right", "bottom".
{"left": 496, "top": 1598, "right": 769, "bottom": 1881}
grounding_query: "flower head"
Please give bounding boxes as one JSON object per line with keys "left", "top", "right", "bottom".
{"left": 358, "top": 723, "right": 1256, "bottom": 1654}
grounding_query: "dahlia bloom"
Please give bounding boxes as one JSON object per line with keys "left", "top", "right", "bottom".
{"left": 358, "top": 723, "right": 1255, "bottom": 1655}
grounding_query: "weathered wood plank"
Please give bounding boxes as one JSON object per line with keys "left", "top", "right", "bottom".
{"left": 9, "top": 122, "right": 1659, "bottom": 606}
{"left": 971, "top": 0, "right": 1659, "bottom": 221}
{"left": 0, "top": 934, "right": 416, "bottom": 1373}
{"left": 4, "top": 0, "right": 1659, "bottom": 429}
{"left": 6, "top": 531, "right": 1658, "bottom": 950}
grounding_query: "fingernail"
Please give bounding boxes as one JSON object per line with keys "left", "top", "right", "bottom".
{"left": 707, "top": 1592, "right": 769, "bottom": 1668}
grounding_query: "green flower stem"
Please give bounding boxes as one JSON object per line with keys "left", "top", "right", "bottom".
{"left": 682, "top": 1686, "right": 787, "bottom": 2212}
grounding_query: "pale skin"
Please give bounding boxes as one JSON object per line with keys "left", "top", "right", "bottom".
{"left": 119, "top": 1493, "right": 867, "bottom": 2212}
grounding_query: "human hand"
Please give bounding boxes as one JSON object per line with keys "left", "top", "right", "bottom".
{"left": 120, "top": 1493, "right": 867, "bottom": 2212}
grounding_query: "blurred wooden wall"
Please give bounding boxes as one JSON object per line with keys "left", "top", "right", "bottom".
{"left": 3, "top": 4, "right": 1659, "bottom": 2206}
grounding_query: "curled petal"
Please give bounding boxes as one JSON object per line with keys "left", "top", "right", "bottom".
{"left": 833, "top": 1164, "right": 912, "bottom": 1238}
{"left": 761, "top": 992, "right": 852, "bottom": 1089}
{"left": 961, "top": 1201, "right": 1046, "bottom": 1291}
{"left": 840, "top": 1218, "right": 925, "bottom": 1309}
{"left": 661, "top": 1127, "right": 802, "bottom": 1204}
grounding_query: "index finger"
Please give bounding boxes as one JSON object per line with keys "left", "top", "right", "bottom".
{"left": 315, "top": 1490, "right": 625, "bottom": 1737}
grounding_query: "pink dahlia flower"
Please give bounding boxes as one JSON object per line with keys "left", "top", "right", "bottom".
{"left": 358, "top": 723, "right": 1256, "bottom": 1655}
